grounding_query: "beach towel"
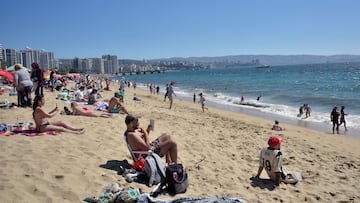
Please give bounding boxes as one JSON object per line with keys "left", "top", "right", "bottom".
{"left": 95, "top": 102, "right": 109, "bottom": 112}
{"left": 0, "top": 122, "right": 59, "bottom": 137}
{"left": 84, "top": 183, "right": 246, "bottom": 203}
{"left": 83, "top": 183, "right": 140, "bottom": 203}
{"left": 137, "top": 194, "right": 246, "bottom": 203}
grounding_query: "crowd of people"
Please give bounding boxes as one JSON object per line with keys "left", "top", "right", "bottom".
{"left": 4, "top": 62, "right": 354, "bottom": 192}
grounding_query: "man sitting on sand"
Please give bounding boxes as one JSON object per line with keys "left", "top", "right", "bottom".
{"left": 108, "top": 92, "right": 129, "bottom": 114}
{"left": 255, "top": 135, "right": 314, "bottom": 189}
{"left": 70, "top": 102, "right": 112, "bottom": 118}
{"left": 125, "top": 115, "right": 177, "bottom": 163}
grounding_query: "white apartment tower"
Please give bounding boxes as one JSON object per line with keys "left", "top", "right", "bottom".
{"left": 22, "top": 48, "right": 34, "bottom": 68}
{"left": 102, "top": 55, "right": 118, "bottom": 73}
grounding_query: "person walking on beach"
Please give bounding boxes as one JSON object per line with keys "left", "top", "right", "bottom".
{"left": 255, "top": 135, "right": 314, "bottom": 189}
{"left": 193, "top": 93, "right": 196, "bottom": 103}
{"left": 168, "top": 81, "right": 176, "bottom": 109}
{"left": 31, "top": 62, "right": 44, "bottom": 96}
{"left": 241, "top": 96, "right": 244, "bottom": 103}
{"left": 156, "top": 86, "right": 160, "bottom": 95}
{"left": 330, "top": 106, "right": 340, "bottom": 134}
{"left": 339, "top": 106, "right": 348, "bottom": 131}
{"left": 198, "top": 93, "right": 208, "bottom": 112}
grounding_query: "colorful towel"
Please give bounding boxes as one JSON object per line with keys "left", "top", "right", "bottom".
{"left": 0, "top": 123, "right": 59, "bottom": 137}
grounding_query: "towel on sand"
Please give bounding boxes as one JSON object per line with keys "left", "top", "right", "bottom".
{"left": 0, "top": 122, "right": 59, "bottom": 136}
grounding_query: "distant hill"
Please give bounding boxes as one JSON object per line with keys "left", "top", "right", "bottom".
{"left": 151, "top": 54, "right": 360, "bottom": 66}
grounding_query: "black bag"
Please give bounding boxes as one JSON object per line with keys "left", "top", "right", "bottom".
{"left": 165, "top": 163, "right": 189, "bottom": 194}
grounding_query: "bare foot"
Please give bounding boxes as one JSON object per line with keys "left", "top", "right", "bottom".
{"left": 77, "top": 129, "right": 86, "bottom": 135}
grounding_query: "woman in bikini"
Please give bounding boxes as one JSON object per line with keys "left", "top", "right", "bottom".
{"left": 32, "top": 95, "right": 85, "bottom": 134}
{"left": 70, "top": 102, "right": 112, "bottom": 118}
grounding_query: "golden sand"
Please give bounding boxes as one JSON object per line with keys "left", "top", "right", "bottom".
{"left": 0, "top": 81, "right": 359, "bottom": 202}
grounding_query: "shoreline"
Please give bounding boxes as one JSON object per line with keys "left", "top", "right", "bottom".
{"left": 135, "top": 86, "right": 360, "bottom": 138}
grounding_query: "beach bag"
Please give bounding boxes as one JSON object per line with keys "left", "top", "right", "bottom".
{"left": 144, "top": 152, "right": 165, "bottom": 186}
{"left": 165, "top": 163, "right": 189, "bottom": 194}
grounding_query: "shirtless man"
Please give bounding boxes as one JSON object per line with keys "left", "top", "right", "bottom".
{"left": 124, "top": 115, "right": 177, "bottom": 163}
{"left": 32, "top": 95, "right": 84, "bottom": 134}
{"left": 108, "top": 92, "right": 129, "bottom": 114}
{"left": 330, "top": 106, "right": 340, "bottom": 134}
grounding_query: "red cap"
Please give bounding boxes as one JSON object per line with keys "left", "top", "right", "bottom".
{"left": 268, "top": 135, "right": 284, "bottom": 147}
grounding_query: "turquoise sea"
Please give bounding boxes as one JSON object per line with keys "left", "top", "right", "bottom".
{"left": 113, "top": 62, "right": 360, "bottom": 136}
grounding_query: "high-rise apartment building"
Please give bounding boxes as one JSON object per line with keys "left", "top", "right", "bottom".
{"left": 0, "top": 44, "right": 4, "bottom": 68}
{"left": 92, "top": 58, "right": 104, "bottom": 74}
{"left": 5, "top": 49, "right": 17, "bottom": 67}
{"left": 21, "top": 48, "right": 34, "bottom": 68}
{"left": 102, "top": 55, "right": 118, "bottom": 73}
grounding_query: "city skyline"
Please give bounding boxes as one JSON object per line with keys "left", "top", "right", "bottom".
{"left": 1, "top": 0, "right": 360, "bottom": 60}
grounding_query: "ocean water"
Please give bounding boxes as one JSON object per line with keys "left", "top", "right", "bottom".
{"left": 113, "top": 62, "right": 360, "bottom": 134}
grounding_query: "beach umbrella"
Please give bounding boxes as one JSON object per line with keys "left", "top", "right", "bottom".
{"left": 44, "top": 70, "right": 61, "bottom": 80}
{"left": 67, "top": 73, "right": 80, "bottom": 79}
{"left": 0, "top": 70, "right": 14, "bottom": 83}
{"left": 6, "top": 64, "right": 31, "bottom": 72}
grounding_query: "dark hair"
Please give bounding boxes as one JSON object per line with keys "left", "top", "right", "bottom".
{"left": 31, "top": 62, "right": 39, "bottom": 69}
{"left": 32, "top": 95, "right": 44, "bottom": 117}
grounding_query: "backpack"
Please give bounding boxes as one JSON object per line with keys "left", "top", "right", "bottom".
{"left": 150, "top": 163, "right": 189, "bottom": 197}
{"left": 165, "top": 163, "right": 189, "bottom": 194}
{"left": 144, "top": 152, "right": 165, "bottom": 187}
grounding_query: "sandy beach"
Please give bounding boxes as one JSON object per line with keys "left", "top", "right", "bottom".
{"left": 0, "top": 81, "right": 359, "bottom": 203}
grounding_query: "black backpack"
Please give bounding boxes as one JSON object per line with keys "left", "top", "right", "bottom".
{"left": 150, "top": 163, "right": 189, "bottom": 197}
{"left": 165, "top": 163, "right": 189, "bottom": 194}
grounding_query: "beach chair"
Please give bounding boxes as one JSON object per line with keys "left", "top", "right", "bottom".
{"left": 123, "top": 131, "right": 150, "bottom": 183}
{"left": 123, "top": 131, "right": 150, "bottom": 162}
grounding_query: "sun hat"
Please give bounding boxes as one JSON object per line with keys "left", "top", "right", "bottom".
{"left": 125, "top": 115, "right": 139, "bottom": 125}
{"left": 268, "top": 135, "right": 284, "bottom": 147}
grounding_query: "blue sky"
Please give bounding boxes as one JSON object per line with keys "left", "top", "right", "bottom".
{"left": 1, "top": 0, "right": 360, "bottom": 60}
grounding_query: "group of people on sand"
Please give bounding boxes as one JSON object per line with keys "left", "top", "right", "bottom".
{"left": 123, "top": 94, "right": 310, "bottom": 190}
{"left": 27, "top": 71, "right": 314, "bottom": 190}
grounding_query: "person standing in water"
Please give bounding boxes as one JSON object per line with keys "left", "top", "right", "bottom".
{"left": 339, "top": 106, "right": 348, "bottom": 131}
{"left": 330, "top": 106, "right": 340, "bottom": 134}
